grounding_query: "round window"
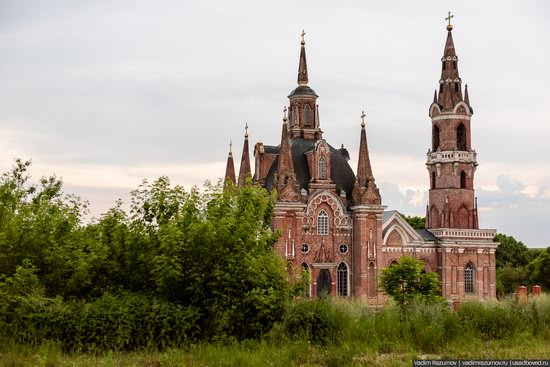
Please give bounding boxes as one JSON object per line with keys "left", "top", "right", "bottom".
{"left": 302, "top": 243, "right": 309, "bottom": 254}
{"left": 339, "top": 244, "right": 348, "bottom": 254}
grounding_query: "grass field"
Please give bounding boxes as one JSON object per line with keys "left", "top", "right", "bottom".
{"left": 2, "top": 295, "right": 550, "bottom": 367}
{"left": 2, "top": 338, "right": 550, "bottom": 367}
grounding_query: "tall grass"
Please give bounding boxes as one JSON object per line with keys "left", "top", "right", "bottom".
{"left": 1, "top": 293, "right": 550, "bottom": 365}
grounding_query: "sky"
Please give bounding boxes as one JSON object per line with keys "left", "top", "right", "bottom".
{"left": 0, "top": 0, "right": 549, "bottom": 247}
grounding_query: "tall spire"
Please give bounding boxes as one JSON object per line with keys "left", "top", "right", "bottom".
{"left": 275, "top": 107, "right": 299, "bottom": 201}
{"left": 298, "top": 30, "right": 308, "bottom": 86}
{"left": 464, "top": 83, "right": 470, "bottom": 105}
{"left": 356, "top": 111, "right": 374, "bottom": 186}
{"left": 437, "top": 12, "right": 463, "bottom": 109}
{"left": 277, "top": 107, "right": 295, "bottom": 179}
{"left": 237, "top": 124, "right": 251, "bottom": 186}
{"left": 224, "top": 140, "right": 236, "bottom": 184}
{"left": 353, "top": 111, "right": 381, "bottom": 205}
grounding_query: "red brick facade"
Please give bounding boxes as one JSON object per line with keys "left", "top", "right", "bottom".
{"left": 224, "top": 23, "right": 497, "bottom": 302}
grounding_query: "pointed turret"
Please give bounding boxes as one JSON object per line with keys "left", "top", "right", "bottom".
{"left": 287, "top": 30, "right": 321, "bottom": 140}
{"left": 224, "top": 140, "right": 236, "bottom": 184}
{"left": 275, "top": 108, "right": 300, "bottom": 201}
{"left": 352, "top": 111, "right": 381, "bottom": 205}
{"left": 437, "top": 12, "right": 464, "bottom": 109}
{"left": 237, "top": 124, "right": 251, "bottom": 186}
{"left": 464, "top": 84, "right": 470, "bottom": 105}
{"left": 298, "top": 30, "right": 308, "bottom": 86}
{"left": 277, "top": 108, "right": 295, "bottom": 179}
{"left": 356, "top": 111, "right": 375, "bottom": 186}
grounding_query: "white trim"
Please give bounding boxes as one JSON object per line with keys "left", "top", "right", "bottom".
{"left": 432, "top": 114, "right": 471, "bottom": 121}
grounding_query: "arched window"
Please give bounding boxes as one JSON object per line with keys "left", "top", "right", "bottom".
{"left": 460, "top": 171, "right": 466, "bottom": 189}
{"left": 457, "top": 123, "right": 467, "bottom": 151}
{"left": 433, "top": 125, "right": 440, "bottom": 151}
{"left": 431, "top": 171, "right": 436, "bottom": 190}
{"left": 454, "top": 83, "right": 459, "bottom": 92}
{"left": 317, "top": 210, "right": 328, "bottom": 235}
{"left": 302, "top": 262, "right": 310, "bottom": 297}
{"left": 465, "top": 262, "right": 475, "bottom": 294}
{"left": 318, "top": 156, "right": 327, "bottom": 179}
{"left": 368, "top": 262, "right": 376, "bottom": 297}
{"left": 304, "top": 105, "right": 311, "bottom": 127}
{"left": 337, "top": 262, "right": 348, "bottom": 297}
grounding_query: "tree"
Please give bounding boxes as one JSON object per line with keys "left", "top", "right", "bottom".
{"left": 528, "top": 247, "right": 550, "bottom": 290}
{"left": 403, "top": 215, "right": 425, "bottom": 230}
{"left": 495, "top": 233, "right": 530, "bottom": 269}
{"left": 379, "top": 256, "right": 442, "bottom": 305}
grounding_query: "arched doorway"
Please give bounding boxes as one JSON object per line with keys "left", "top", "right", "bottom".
{"left": 316, "top": 269, "right": 331, "bottom": 297}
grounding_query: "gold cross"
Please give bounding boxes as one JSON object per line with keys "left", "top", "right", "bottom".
{"left": 301, "top": 30, "right": 306, "bottom": 43}
{"left": 283, "top": 106, "right": 288, "bottom": 121}
{"left": 445, "top": 11, "right": 454, "bottom": 27}
{"left": 245, "top": 123, "right": 248, "bottom": 137}
{"left": 229, "top": 140, "right": 232, "bottom": 153}
{"left": 361, "top": 111, "right": 366, "bottom": 128}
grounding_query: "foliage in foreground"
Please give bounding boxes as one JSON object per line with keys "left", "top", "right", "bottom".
{"left": 2, "top": 296, "right": 550, "bottom": 366}
{"left": 0, "top": 160, "right": 291, "bottom": 349}
{"left": 378, "top": 256, "right": 442, "bottom": 305}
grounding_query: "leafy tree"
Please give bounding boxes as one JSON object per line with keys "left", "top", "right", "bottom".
{"left": 495, "top": 233, "right": 530, "bottom": 269}
{"left": 528, "top": 247, "right": 550, "bottom": 290}
{"left": 496, "top": 265, "right": 529, "bottom": 296}
{"left": 403, "top": 215, "right": 425, "bottom": 230}
{"left": 379, "top": 256, "right": 442, "bottom": 305}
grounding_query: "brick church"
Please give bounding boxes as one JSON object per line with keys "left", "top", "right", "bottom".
{"left": 224, "top": 18, "right": 497, "bottom": 303}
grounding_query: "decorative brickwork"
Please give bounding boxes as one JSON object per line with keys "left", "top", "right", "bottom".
{"left": 226, "top": 20, "right": 497, "bottom": 302}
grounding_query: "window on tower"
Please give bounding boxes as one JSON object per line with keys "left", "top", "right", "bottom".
{"left": 318, "top": 156, "right": 327, "bottom": 179}
{"left": 317, "top": 210, "right": 328, "bottom": 235}
{"left": 465, "top": 262, "right": 475, "bottom": 294}
{"left": 457, "top": 123, "right": 467, "bottom": 150}
{"left": 460, "top": 171, "right": 466, "bottom": 189}
{"left": 337, "top": 262, "right": 349, "bottom": 297}
{"left": 304, "top": 105, "right": 311, "bottom": 127}
{"left": 431, "top": 171, "right": 436, "bottom": 190}
{"left": 433, "top": 125, "right": 440, "bottom": 151}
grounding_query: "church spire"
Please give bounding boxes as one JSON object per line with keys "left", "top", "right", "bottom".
{"left": 356, "top": 111, "right": 375, "bottom": 186}
{"left": 275, "top": 107, "right": 300, "bottom": 201}
{"left": 277, "top": 107, "right": 295, "bottom": 179}
{"left": 437, "top": 12, "right": 464, "bottom": 109}
{"left": 224, "top": 140, "right": 236, "bottom": 184}
{"left": 237, "top": 124, "right": 251, "bottom": 186}
{"left": 352, "top": 111, "right": 381, "bottom": 205}
{"left": 298, "top": 30, "right": 308, "bottom": 86}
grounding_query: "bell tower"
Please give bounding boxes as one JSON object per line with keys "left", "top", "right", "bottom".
{"left": 426, "top": 13, "right": 478, "bottom": 230}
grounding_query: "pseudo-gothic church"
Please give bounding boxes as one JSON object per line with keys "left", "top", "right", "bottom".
{"left": 224, "top": 19, "right": 497, "bottom": 303}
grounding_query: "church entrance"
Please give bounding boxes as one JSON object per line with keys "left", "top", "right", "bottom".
{"left": 316, "top": 269, "right": 331, "bottom": 297}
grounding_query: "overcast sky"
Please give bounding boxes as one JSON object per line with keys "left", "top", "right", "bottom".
{"left": 0, "top": 0, "right": 549, "bottom": 247}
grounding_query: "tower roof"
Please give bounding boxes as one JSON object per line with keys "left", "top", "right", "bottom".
{"left": 356, "top": 111, "right": 375, "bottom": 186}
{"left": 437, "top": 12, "right": 464, "bottom": 109}
{"left": 289, "top": 30, "right": 318, "bottom": 98}
{"left": 276, "top": 108, "right": 295, "bottom": 178}
{"left": 237, "top": 124, "right": 251, "bottom": 186}
{"left": 298, "top": 30, "right": 308, "bottom": 86}
{"left": 224, "top": 140, "right": 236, "bottom": 184}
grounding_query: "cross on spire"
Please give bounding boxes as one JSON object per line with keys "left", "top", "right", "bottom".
{"left": 360, "top": 110, "right": 366, "bottom": 128}
{"left": 244, "top": 123, "right": 248, "bottom": 138}
{"left": 283, "top": 106, "right": 288, "bottom": 122}
{"left": 301, "top": 29, "right": 306, "bottom": 44}
{"left": 445, "top": 11, "right": 454, "bottom": 31}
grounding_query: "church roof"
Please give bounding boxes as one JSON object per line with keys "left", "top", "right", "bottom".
{"left": 381, "top": 210, "right": 440, "bottom": 242}
{"left": 416, "top": 229, "right": 439, "bottom": 242}
{"left": 263, "top": 138, "right": 355, "bottom": 198}
{"left": 288, "top": 85, "right": 318, "bottom": 98}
